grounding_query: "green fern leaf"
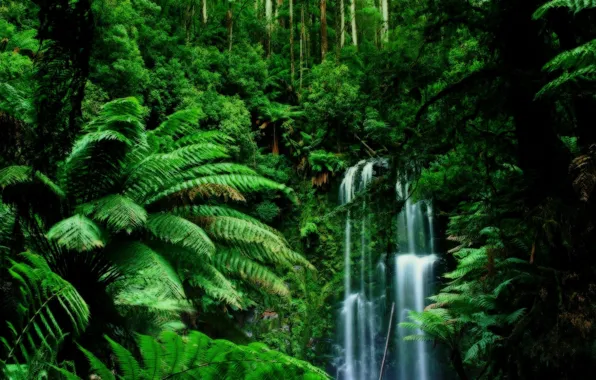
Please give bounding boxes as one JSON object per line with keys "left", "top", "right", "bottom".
{"left": 105, "top": 335, "right": 141, "bottom": 380}
{"left": 533, "top": 0, "right": 596, "bottom": 19}
{"left": 146, "top": 213, "right": 215, "bottom": 258}
{"left": 47, "top": 215, "right": 106, "bottom": 252}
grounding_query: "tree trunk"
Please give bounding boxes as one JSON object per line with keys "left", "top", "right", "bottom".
{"left": 350, "top": 0, "right": 357, "bottom": 46}
{"left": 202, "top": 0, "right": 208, "bottom": 24}
{"left": 290, "top": 0, "right": 295, "bottom": 82}
{"left": 340, "top": 0, "right": 345, "bottom": 47}
{"left": 266, "top": 0, "right": 272, "bottom": 56}
{"left": 320, "top": 0, "right": 327, "bottom": 59}
{"left": 227, "top": 4, "right": 233, "bottom": 52}
{"left": 380, "top": 0, "right": 388, "bottom": 45}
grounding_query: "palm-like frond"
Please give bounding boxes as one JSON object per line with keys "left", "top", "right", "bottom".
{"left": 0, "top": 166, "right": 65, "bottom": 199}
{"left": 534, "top": 1, "right": 596, "bottom": 97}
{"left": 1, "top": 253, "right": 89, "bottom": 364}
{"left": 213, "top": 249, "right": 290, "bottom": 296}
{"left": 47, "top": 215, "right": 105, "bottom": 252}
{"left": 78, "top": 195, "right": 147, "bottom": 233}
{"left": 106, "top": 335, "right": 142, "bottom": 380}
{"left": 188, "top": 263, "right": 243, "bottom": 308}
{"left": 200, "top": 216, "right": 311, "bottom": 269}
{"left": 533, "top": 0, "right": 596, "bottom": 19}
{"left": 145, "top": 175, "right": 297, "bottom": 205}
{"left": 150, "top": 109, "right": 204, "bottom": 140}
{"left": 108, "top": 242, "right": 188, "bottom": 310}
{"left": 146, "top": 213, "right": 215, "bottom": 258}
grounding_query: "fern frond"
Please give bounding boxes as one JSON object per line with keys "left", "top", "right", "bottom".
{"left": 146, "top": 213, "right": 215, "bottom": 258}
{"left": 146, "top": 175, "right": 297, "bottom": 205}
{"left": 178, "top": 163, "right": 259, "bottom": 177}
{"left": 504, "top": 308, "right": 526, "bottom": 325}
{"left": 47, "top": 215, "right": 106, "bottom": 252}
{"left": 2, "top": 253, "right": 90, "bottom": 363}
{"left": 464, "top": 333, "right": 499, "bottom": 362}
{"left": 160, "top": 330, "right": 185, "bottom": 376}
{"left": 108, "top": 242, "right": 188, "bottom": 307}
{"left": 79, "top": 195, "right": 147, "bottom": 233}
{"left": 544, "top": 40, "right": 596, "bottom": 72}
{"left": 77, "top": 345, "right": 116, "bottom": 380}
{"left": 200, "top": 216, "right": 311, "bottom": 268}
{"left": 136, "top": 334, "right": 164, "bottom": 380}
{"left": 533, "top": 0, "right": 596, "bottom": 19}
{"left": 213, "top": 249, "right": 290, "bottom": 296}
{"left": 151, "top": 109, "right": 203, "bottom": 140}
{"left": 188, "top": 263, "right": 243, "bottom": 308}
{"left": 536, "top": 65, "right": 596, "bottom": 98}
{"left": 105, "top": 335, "right": 141, "bottom": 380}
{"left": 62, "top": 331, "right": 329, "bottom": 380}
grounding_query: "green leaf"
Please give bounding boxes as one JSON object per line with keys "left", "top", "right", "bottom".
{"left": 47, "top": 215, "right": 106, "bottom": 252}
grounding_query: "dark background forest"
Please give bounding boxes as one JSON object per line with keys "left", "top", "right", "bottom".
{"left": 2, "top": 0, "right": 596, "bottom": 378}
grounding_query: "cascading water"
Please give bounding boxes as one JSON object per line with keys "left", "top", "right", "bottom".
{"left": 335, "top": 162, "right": 439, "bottom": 380}
{"left": 394, "top": 177, "right": 438, "bottom": 380}
{"left": 337, "top": 160, "right": 380, "bottom": 380}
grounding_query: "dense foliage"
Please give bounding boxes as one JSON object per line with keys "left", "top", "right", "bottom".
{"left": 2, "top": 0, "right": 596, "bottom": 378}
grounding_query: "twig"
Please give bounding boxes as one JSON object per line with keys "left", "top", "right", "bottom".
{"left": 379, "top": 302, "right": 395, "bottom": 380}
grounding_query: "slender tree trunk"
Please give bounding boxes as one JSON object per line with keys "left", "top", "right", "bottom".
{"left": 266, "top": 0, "right": 272, "bottom": 56}
{"left": 290, "top": 0, "right": 295, "bottom": 82}
{"left": 380, "top": 0, "right": 388, "bottom": 45}
{"left": 350, "top": 0, "right": 357, "bottom": 46}
{"left": 202, "top": 0, "right": 208, "bottom": 24}
{"left": 320, "top": 0, "right": 327, "bottom": 59}
{"left": 227, "top": 4, "right": 233, "bottom": 51}
{"left": 340, "top": 0, "right": 345, "bottom": 47}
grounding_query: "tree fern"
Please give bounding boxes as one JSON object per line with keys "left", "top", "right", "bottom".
{"left": 1, "top": 96, "right": 312, "bottom": 323}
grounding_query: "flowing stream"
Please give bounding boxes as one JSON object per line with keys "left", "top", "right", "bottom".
{"left": 336, "top": 162, "right": 438, "bottom": 380}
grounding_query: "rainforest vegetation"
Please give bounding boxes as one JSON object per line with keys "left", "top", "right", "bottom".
{"left": 2, "top": 0, "right": 596, "bottom": 378}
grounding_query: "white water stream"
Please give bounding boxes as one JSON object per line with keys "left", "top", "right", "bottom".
{"left": 336, "top": 163, "right": 438, "bottom": 380}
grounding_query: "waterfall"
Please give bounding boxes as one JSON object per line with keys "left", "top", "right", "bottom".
{"left": 337, "top": 160, "right": 378, "bottom": 380}
{"left": 336, "top": 162, "right": 439, "bottom": 380}
{"left": 395, "top": 175, "right": 438, "bottom": 380}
